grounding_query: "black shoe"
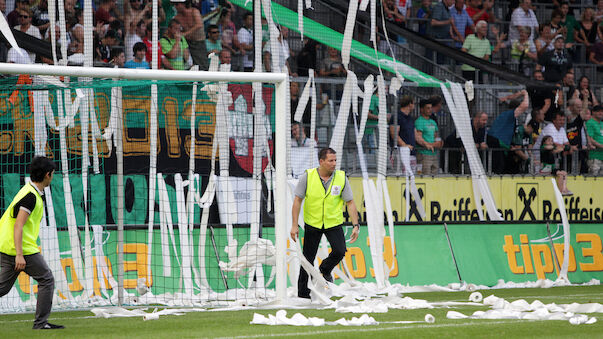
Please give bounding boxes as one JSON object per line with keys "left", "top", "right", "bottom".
{"left": 298, "top": 293, "right": 311, "bottom": 299}
{"left": 34, "top": 323, "right": 65, "bottom": 330}
{"left": 321, "top": 272, "right": 333, "bottom": 283}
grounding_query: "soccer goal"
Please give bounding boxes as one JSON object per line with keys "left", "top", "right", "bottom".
{"left": 0, "top": 63, "right": 288, "bottom": 311}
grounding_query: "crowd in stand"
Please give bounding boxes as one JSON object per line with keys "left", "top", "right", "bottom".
{"left": 1, "top": 0, "right": 602, "bottom": 178}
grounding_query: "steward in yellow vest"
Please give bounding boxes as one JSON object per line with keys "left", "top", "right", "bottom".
{"left": 0, "top": 156, "right": 64, "bottom": 330}
{"left": 290, "top": 148, "right": 360, "bottom": 299}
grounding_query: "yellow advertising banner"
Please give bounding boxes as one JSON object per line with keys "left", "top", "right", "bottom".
{"left": 349, "top": 177, "right": 603, "bottom": 222}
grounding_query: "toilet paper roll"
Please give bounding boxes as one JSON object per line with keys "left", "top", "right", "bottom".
{"left": 469, "top": 292, "right": 483, "bottom": 303}
{"left": 424, "top": 314, "right": 435, "bottom": 323}
{"left": 143, "top": 313, "right": 160, "bottom": 321}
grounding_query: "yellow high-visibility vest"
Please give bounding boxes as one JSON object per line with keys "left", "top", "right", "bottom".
{"left": 303, "top": 168, "right": 346, "bottom": 229}
{"left": 0, "top": 184, "right": 43, "bottom": 256}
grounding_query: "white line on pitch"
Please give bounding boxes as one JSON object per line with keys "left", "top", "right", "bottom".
{"left": 213, "top": 320, "right": 532, "bottom": 339}
{"left": 0, "top": 315, "right": 97, "bottom": 323}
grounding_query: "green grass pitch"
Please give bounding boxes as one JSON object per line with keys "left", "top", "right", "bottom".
{"left": 1, "top": 285, "right": 602, "bottom": 338}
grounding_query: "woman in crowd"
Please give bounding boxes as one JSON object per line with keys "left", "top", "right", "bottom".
{"left": 575, "top": 8, "right": 597, "bottom": 55}
{"left": 535, "top": 24, "right": 553, "bottom": 56}
{"left": 571, "top": 75, "right": 600, "bottom": 108}
{"left": 217, "top": 8, "right": 239, "bottom": 56}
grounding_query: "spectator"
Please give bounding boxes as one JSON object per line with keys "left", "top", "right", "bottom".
{"left": 219, "top": 49, "right": 231, "bottom": 65}
{"left": 297, "top": 38, "right": 319, "bottom": 76}
{"left": 8, "top": 0, "right": 28, "bottom": 28}
{"left": 548, "top": 9, "right": 565, "bottom": 37}
{"left": 384, "top": 0, "right": 406, "bottom": 26}
{"left": 525, "top": 71, "right": 552, "bottom": 119}
{"left": 561, "top": 70, "right": 576, "bottom": 95}
{"left": 575, "top": 8, "right": 597, "bottom": 55}
{"left": 566, "top": 98, "right": 590, "bottom": 173}
{"left": 124, "top": 42, "right": 150, "bottom": 68}
{"left": 125, "top": 19, "right": 146, "bottom": 62}
{"left": 450, "top": 0, "right": 473, "bottom": 48}
{"left": 395, "top": 0, "right": 412, "bottom": 24}
{"left": 173, "top": 0, "right": 207, "bottom": 70}
{"left": 415, "top": 99, "right": 442, "bottom": 175}
{"left": 319, "top": 46, "right": 345, "bottom": 78}
{"left": 586, "top": 105, "right": 603, "bottom": 175}
{"left": 15, "top": 8, "right": 42, "bottom": 62}
{"left": 508, "top": 119, "right": 533, "bottom": 173}
{"left": 263, "top": 26, "right": 291, "bottom": 73}
{"left": 95, "top": 29, "right": 118, "bottom": 63}
{"left": 96, "top": 0, "right": 119, "bottom": 26}
{"left": 143, "top": 25, "right": 166, "bottom": 69}
{"left": 509, "top": 0, "right": 538, "bottom": 43}
{"left": 596, "top": 0, "right": 603, "bottom": 23}
{"left": 461, "top": 20, "right": 504, "bottom": 82}
{"left": 465, "top": 0, "right": 494, "bottom": 36}
{"left": 429, "top": 95, "right": 444, "bottom": 123}
{"left": 540, "top": 135, "right": 572, "bottom": 194}
{"left": 473, "top": 111, "right": 488, "bottom": 150}
{"left": 205, "top": 24, "right": 222, "bottom": 56}
{"left": 534, "top": 24, "right": 553, "bottom": 56}
{"left": 390, "top": 96, "right": 417, "bottom": 171}
{"left": 31, "top": 0, "right": 49, "bottom": 36}
{"left": 125, "top": 0, "right": 165, "bottom": 30}
{"left": 160, "top": 19, "right": 190, "bottom": 70}
{"left": 416, "top": 0, "right": 432, "bottom": 36}
{"left": 489, "top": 90, "right": 530, "bottom": 173}
{"left": 539, "top": 34, "right": 573, "bottom": 83}
{"left": 290, "top": 122, "right": 318, "bottom": 178}
{"left": 542, "top": 110, "right": 578, "bottom": 167}
{"left": 559, "top": 2, "right": 578, "bottom": 44}
{"left": 510, "top": 26, "right": 537, "bottom": 75}
{"left": 429, "top": 0, "right": 454, "bottom": 50}
{"left": 571, "top": 76, "right": 599, "bottom": 108}
{"left": 528, "top": 108, "right": 545, "bottom": 142}
{"left": 217, "top": 8, "right": 239, "bottom": 58}
{"left": 589, "top": 39, "right": 603, "bottom": 80}
{"left": 109, "top": 47, "right": 125, "bottom": 67}
{"left": 237, "top": 12, "right": 254, "bottom": 72}
{"left": 365, "top": 92, "right": 389, "bottom": 153}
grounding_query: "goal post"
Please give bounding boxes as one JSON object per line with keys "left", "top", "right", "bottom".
{"left": 0, "top": 63, "right": 289, "bottom": 308}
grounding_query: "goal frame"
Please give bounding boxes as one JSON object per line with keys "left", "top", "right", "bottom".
{"left": 0, "top": 62, "right": 289, "bottom": 305}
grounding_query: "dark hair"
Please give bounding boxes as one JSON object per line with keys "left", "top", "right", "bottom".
{"left": 399, "top": 95, "right": 414, "bottom": 108}
{"left": 207, "top": 24, "right": 219, "bottom": 37}
{"left": 168, "top": 18, "right": 181, "bottom": 29}
{"left": 592, "top": 105, "right": 603, "bottom": 112}
{"left": 30, "top": 156, "right": 55, "bottom": 182}
{"left": 551, "top": 9, "right": 563, "bottom": 19}
{"left": 110, "top": 47, "right": 123, "bottom": 60}
{"left": 419, "top": 99, "right": 431, "bottom": 108}
{"left": 541, "top": 135, "right": 553, "bottom": 144}
{"left": 429, "top": 95, "right": 442, "bottom": 107}
{"left": 318, "top": 147, "right": 336, "bottom": 160}
{"left": 553, "top": 111, "right": 565, "bottom": 120}
{"left": 244, "top": 12, "right": 253, "bottom": 20}
{"left": 133, "top": 41, "right": 147, "bottom": 53}
{"left": 104, "top": 29, "right": 118, "bottom": 40}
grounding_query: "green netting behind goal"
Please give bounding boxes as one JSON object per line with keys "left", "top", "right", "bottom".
{"left": 0, "top": 75, "right": 279, "bottom": 312}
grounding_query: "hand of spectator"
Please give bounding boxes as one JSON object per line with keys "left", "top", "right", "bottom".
{"left": 426, "top": 144, "right": 435, "bottom": 152}
{"left": 497, "top": 32, "right": 507, "bottom": 42}
{"left": 570, "top": 145, "right": 578, "bottom": 153}
{"left": 479, "top": 142, "right": 488, "bottom": 150}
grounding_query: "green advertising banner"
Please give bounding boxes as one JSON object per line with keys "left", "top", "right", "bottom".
{"left": 9, "top": 223, "right": 603, "bottom": 301}
{"left": 447, "top": 223, "right": 603, "bottom": 286}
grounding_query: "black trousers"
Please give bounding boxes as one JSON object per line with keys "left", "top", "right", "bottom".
{"left": 298, "top": 225, "right": 346, "bottom": 297}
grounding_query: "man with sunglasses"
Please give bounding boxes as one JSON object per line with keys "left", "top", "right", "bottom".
{"left": 15, "top": 8, "right": 41, "bottom": 62}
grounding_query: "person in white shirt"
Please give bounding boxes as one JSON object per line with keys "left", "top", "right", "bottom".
{"left": 290, "top": 122, "right": 318, "bottom": 178}
{"left": 15, "top": 8, "right": 41, "bottom": 62}
{"left": 509, "top": 0, "right": 539, "bottom": 42}
{"left": 237, "top": 12, "right": 254, "bottom": 72}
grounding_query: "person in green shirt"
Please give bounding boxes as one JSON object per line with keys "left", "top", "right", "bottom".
{"left": 0, "top": 156, "right": 63, "bottom": 329}
{"left": 415, "top": 99, "right": 443, "bottom": 175}
{"left": 586, "top": 105, "right": 603, "bottom": 175}
{"left": 160, "top": 18, "right": 190, "bottom": 70}
{"left": 461, "top": 20, "right": 504, "bottom": 82}
{"left": 365, "top": 93, "right": 389, "bottom": 153}
{"left": 559, "top": 2, "right": 578, "bottom": 44}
